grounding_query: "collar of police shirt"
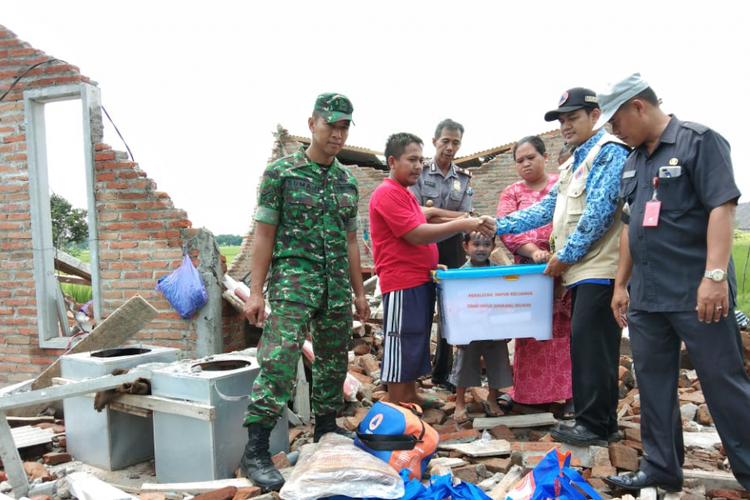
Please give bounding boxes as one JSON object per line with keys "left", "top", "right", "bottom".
{"left": 428, "top": 158, "right": 458, "bottom": 178}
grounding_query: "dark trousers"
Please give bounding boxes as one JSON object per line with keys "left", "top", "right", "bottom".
{"left": 628, "top": 309, "right": 750, "bottom": 488}
{"left": 432, "top": 234, "right": 466, "bottom": 381}
{"left": 570, "top": 283, "right": 621, "bottom": 438}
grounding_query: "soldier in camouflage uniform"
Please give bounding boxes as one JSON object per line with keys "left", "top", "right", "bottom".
{"left": 240, "top": 93, "right": 369, "bottom": 492}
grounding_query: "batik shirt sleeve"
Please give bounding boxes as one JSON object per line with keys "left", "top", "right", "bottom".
{"left": 556, "top": 144, "right": 628, "bottom": 264}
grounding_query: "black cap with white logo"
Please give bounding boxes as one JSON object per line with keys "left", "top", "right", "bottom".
{"left": 544, "top": 87, "right": 600, "bottom": 122}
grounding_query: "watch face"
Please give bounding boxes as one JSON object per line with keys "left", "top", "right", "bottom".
{"left": 711, "top": 270, "right": 725, "bottom": 281}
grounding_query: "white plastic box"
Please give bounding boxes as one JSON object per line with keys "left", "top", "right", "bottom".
{"left": 435, "top": 264, "right": 553, "bottom": 344}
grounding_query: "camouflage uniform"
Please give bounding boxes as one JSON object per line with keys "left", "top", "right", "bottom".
{"left": 245, "top": 144, "right": 359, "bottom": 428}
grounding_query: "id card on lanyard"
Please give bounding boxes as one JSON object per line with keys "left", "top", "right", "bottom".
{"left": 643, "top": 176, "right": 661, "bottom": 227}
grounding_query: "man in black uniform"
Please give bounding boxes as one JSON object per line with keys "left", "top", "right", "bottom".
{"left": 410, "top": 118, "right": 473, "bottom": 391}
{"left": 600, "top": 73, "right": 750, "bottom": 491}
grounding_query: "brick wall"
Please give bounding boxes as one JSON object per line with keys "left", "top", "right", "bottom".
{"left": 0, "top": 26, "right": 93, "bottom": 384}
{"left": 230, "top": 128, "right": 565, "bottom": 282}
{"left": 0, "top": 25, "right": 248, "bottom": 384}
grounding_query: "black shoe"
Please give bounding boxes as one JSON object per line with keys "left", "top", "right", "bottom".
{"left": 431, "top": 377, "right": 457, "bottom": 393}
{"left": 603, "top": 469, "right": 682, "bottom": 492}
{"left": 314, "top": 412, "right": 355, "bottom": 442}
{"left": 551, "top": 423, "right": 608, "bottom": 447}
{"left": 240, "top": 423, "right": 285, "bottom": 492}
{"left": 609, "top": 430, "right": 620, "bottom": 442}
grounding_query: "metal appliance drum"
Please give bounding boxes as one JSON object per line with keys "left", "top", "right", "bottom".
{"left": 60, "top": 345, "right": 181, "bottom": 470}
{"left": 149, "top": 351, "right": 289, "bottom": 482}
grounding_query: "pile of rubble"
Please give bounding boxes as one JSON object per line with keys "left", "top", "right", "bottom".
{"left": 2, "top": 303, "right": 749, "bottom": 499}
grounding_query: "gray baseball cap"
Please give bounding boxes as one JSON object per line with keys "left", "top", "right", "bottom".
{"left": 595, "top": 73, "right": 650, "bottom": 129}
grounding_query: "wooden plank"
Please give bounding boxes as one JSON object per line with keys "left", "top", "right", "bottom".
{"left": 473, "top": 412, "right": 557, "bottom": 430}
{"left": 488, "top": 464, "right": 524, "bottom": 500}
{"left": 6, "top": 415, "right": 55, "bottom": 427}
{"left": 56, "top": 274, "right": 91, "bottom": 286}
{"left": 54, "top": 249, "right": 92, "bottom": 281}
{"left": 293, "top": 357, "right": 310, "bottom": 424}
{"left": 683, "top": 469, "right": 743, "bottom": 490}
{"left": 55, "top": 282, "right": 71, "bottom": 337}
{"left": 67, "top": 472, "right": 138, "bottom": 500}
{"left": 0, "top": 411, "right": 29, "bottom": 498}
{"left": 0, "top": 369, "right": 151, "bottom": 411}
{"left": 51, "top": 378, "right": 216, "bottom": 421}
{"left": 140, "top": 478, "right": 255, "bottom": 493}
{"left": 11, "top": 425, "right": 55, "bottom": 448}
{"left": 439, "top": 439, "right": 511, "bottom": 457}
{"left": 32, "top": 295, "right": 158, "bottom": 391}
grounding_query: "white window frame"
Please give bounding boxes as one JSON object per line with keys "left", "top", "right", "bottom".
{"left": 24, "top": 83, "right": 102, "bottom": 349}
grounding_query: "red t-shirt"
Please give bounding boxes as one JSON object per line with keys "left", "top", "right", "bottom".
{"left": 369, "top": 178, "right": 439, "bottom": 294}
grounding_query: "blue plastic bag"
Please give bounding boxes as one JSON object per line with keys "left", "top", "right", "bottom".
{"left": 506, "top": 449, "right": 604, "bottom": 500}
{"left": 328, "top": 469, "right": 493, "bottom": 500}
{"left": 155, "top": 248, "right": 208, "bottom": 319}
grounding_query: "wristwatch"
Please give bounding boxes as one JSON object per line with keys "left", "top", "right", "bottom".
{"left": 704, "top": 269, "right": 728, "bottom": 282}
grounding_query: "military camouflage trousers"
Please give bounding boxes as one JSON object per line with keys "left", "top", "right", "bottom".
{"left": 244, "top": 299, "right": 352, "bottom": 428}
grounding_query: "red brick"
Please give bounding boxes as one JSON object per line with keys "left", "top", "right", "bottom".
{"left": 22, "top": 461, "right": 53, "bottom": 481}
{"left": 191, "top": 488, "right": 238, "bottom": 500}
{"left": 233, "top": 487, "right": 262, "bottom": 500}
{"left": 109, "top": 241, "right": 139, "bottom": 249}
{"left": 96, "top": 172, "right": 116, "bottom": 181}
{"left": 43, "top": 452, "right": 72, "bottom": 465}
{"left": 609, "top": 442, "right": 638, "bottom": 471}
{"left": 510, "top": 442, "right": 561, "bottom": 452}
{"left": 439, "top": 428, "right": 479, "bottom": 444}
{"left": 121, "top": 211, "right": 149, "bottom": 220}
{"left": 137, "top": 221, "right": 165, "bottom": 229}
{"left": 140, "top": 493, "right": 167, "bottom": 500}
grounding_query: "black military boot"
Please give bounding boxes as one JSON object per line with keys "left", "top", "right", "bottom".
{"left": 313, "top": 412, "right": 356, "bottom": 442}
{"left": 240, "top": 423, "right": 285, "bottom": 492}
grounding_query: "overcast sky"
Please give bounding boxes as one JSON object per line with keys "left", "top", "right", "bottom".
{"left": 4, "top": 1, "right": 749, "bottom": 236}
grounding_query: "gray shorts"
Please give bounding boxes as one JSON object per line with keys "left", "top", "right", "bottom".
{"left": 450, "top": 340, "right": 512, "bottom": 389}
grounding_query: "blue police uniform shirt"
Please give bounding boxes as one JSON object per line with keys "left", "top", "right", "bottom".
{"left": 620, "top": 116, "right": 741, "bottom": 312}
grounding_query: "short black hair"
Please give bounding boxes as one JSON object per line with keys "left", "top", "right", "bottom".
{"left": 632, "top": 87, "right": 660, "bottom": 107}
{"left": 385, "top": 132, "right": 423, "bottom": 162}
{"left": 559, "top": 144, "right": 573, "bottom": 157}
{"left": 463, "top": 232, "right": 496, "bottom": 244}
{"left": 434, "top": 118, "right": 464, "bottom": 139}
{"left": 512, "top": 135, "right": 546, "bottom": 160}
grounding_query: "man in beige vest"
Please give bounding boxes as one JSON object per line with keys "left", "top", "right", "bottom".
{"left": 493, "top": 87, "right": 630, "bottom": 446}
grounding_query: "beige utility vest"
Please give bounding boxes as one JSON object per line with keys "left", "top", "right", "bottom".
{"left": 553, "top": 132, "right": 627, "bottom": 286}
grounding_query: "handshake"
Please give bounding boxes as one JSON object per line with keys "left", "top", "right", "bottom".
{"left": 464, "top": 214, "right": 497, "bottom": 240}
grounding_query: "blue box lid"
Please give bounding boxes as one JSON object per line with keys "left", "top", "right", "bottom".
{"left": 434, "top": 263, "right": 547, "bottom": 280}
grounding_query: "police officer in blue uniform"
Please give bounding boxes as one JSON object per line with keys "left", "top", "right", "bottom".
{"left": 599, "top": 73, "right": 750, "bottom": 491}
{"left": 410, "top": 118, "right": 473, "bottom": 390}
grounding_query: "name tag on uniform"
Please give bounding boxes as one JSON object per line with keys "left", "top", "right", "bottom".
{"left": 643, "top": 200, "right": 661, "bottom": 227}
{"left": 622, "top": 170, "right": 636, "bottom": 179}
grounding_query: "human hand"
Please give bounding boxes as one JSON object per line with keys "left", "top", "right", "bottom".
{"left": 611, "top": 286, "right": 630, "bottom": 328}
{"left": 531, "top": 249, "right": 551, "bottom": 263}
{"left": 696, "top": 278, "right": 729, "bottom": 323}
{"left": 437, "top": 264, "right": 448, "bottom": 271}
{"left": 543, "top": 254, "right": 570, "bottom": 277}
{"left": 553, "top": 284, "right": 568, "bottom": 301}
{"left": 421, "top": 206, "right": 435, "bottom": 220}
{"left": 243, "top": 294, "right": 268, "bottom": 327}
{"left": 354, "top": 295, "right": 370, "bottom": 321}
{"left": 466, "top": 216, "right": 496, "bottom": 240}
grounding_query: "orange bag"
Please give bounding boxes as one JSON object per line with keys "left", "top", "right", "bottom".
{"left": 354, "top": 401, "right": 440, "bottom": 480}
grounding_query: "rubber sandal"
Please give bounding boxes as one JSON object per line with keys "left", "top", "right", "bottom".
{"left": 453, "top": 408, "right": 470, "bottom": 424}
{"left": 559, "top": 400, "right": 575, "bottom": 420}
{"left": 481, "top": 399, "right": 504, "bottom": 417}
{"left": 416, "top": 395, "right": 444, "bottom": 410}
{"left": 496, "top": 393, "right": 514, "bottom": 413}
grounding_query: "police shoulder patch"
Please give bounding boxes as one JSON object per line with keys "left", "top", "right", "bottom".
{"left": 456, "top": 167, "right": 472, "bottom": 178}
{"left": 681, "top": 121, "right": 709, "bottom": 135}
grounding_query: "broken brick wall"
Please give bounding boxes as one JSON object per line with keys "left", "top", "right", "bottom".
{"left": 0, "top": 25, "right": 247, "bottom": 385}
{"left": 468, "top": 130, "right": 565, "bottom": 217}
{"left": 229, "top": 128, "right": 565, "bottom": 282}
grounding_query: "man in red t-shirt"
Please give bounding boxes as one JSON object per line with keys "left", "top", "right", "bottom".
{"left": 369, "top": 132, "right": 495, "bottom": 405}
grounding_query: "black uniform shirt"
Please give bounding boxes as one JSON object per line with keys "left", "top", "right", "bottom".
{"left": 620, "top": 116, "right": 741, "bottom": 312}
